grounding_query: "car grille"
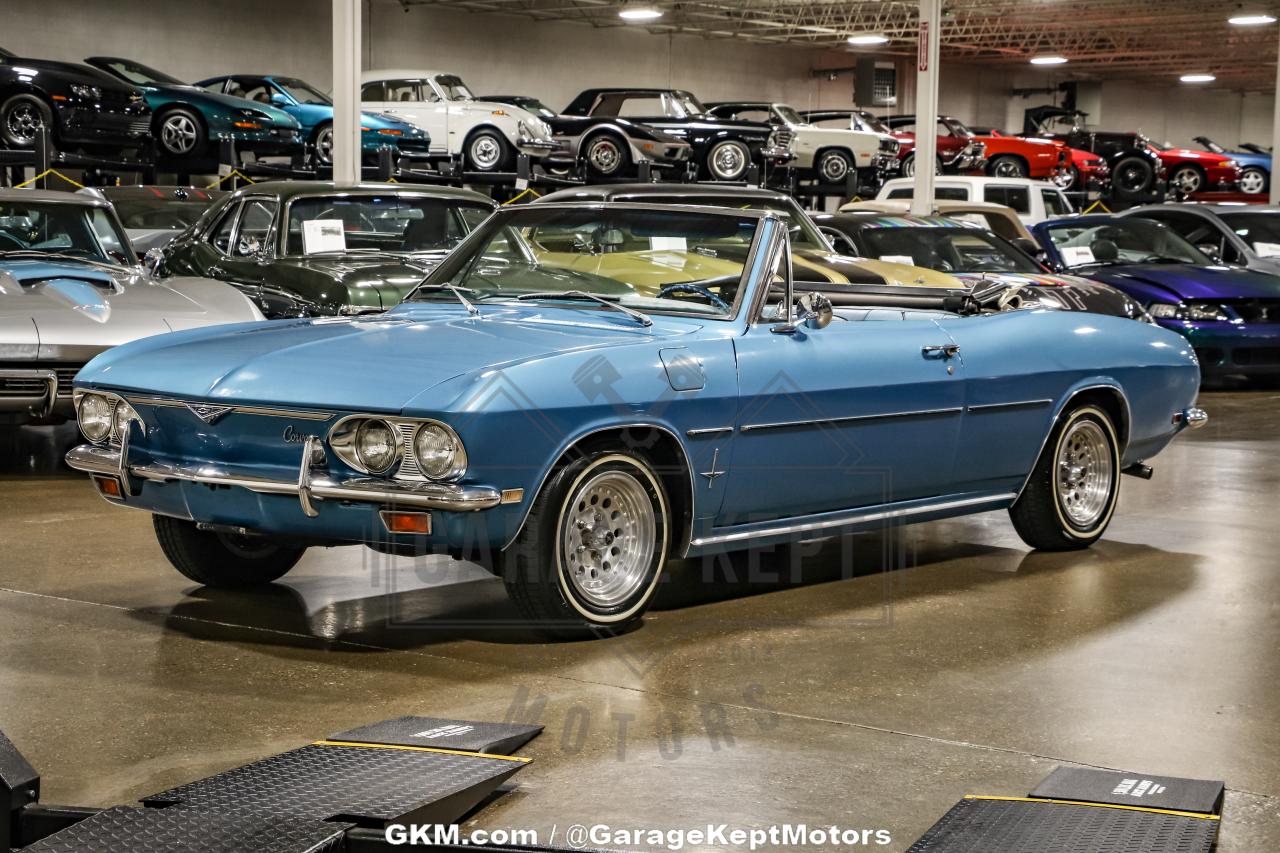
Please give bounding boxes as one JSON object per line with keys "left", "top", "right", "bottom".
{"left": 772, "top": 129, "right": 795, "bottom": 147}
{"left": 879, "top": 137, "right": 900, "bottom": 154}
{"left": 127, "top": 118, "right": 150, "bottom": 136}
{"left": 1227, "top": 300, "right": 1280, "bottom": 323}
{"left": 0, "top": 365, "right": 80, "bottom": 398}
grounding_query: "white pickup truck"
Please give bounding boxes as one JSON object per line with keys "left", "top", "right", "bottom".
{"left": 875, "top": 176, "right": 1076, "bottom": 225}
{"left": 708, "top": 101, "right": 899, "bottom": 186}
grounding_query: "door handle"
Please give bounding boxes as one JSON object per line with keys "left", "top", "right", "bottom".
{"left": 922, "top": 343, "right": 960, "bottom": 358}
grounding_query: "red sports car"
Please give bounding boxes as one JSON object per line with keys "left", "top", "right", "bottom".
{"left": 1149, "top": 142, "right": 1240, "bottom": 194}
{"left": 969, "top": 129, "right": 1069, "bottom": 182}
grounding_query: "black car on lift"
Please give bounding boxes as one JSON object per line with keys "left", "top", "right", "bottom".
{"left": 560, "top": 88, "right": 792, "bottom": 182}
{"left": 481, "top": 94, "right": 692, "bottom": 179}
{"left": 1025, "top": 107, "right": 1166, "bottom": 202}
{"left": 0, "top": 46, "right": 151, "bottom": 153}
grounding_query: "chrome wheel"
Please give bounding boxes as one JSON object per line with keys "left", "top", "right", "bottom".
{"left": 585, "top": 135, "right": 623, "bottom": 175}
{"left": 990, "top": 156, "right": 1027, "bottom": 178}
{"left": 314, "top": 125, "right": 334, "bottom": 165}
{"left": 1239, "top": 167, "right": 1267, "bottom": 195}
{"left": 818, "top": 150, "right": 851, "bottom": 182}
{"left": 468, "top": 133, "right": 503, "bottom": 170}
{"left": 160, "top": 112, "right": 199, "bottom": 155}
{"left": 560, "top": 469, "right": 657, "bottom": 610}
{"left": 1057, "top": 167, "right": 1078, "bottom": 190}
{"left": 1170, "top": 165, "right": 1203, "bottom": 194}
{"left": 1055, "top": 419, "right": 1114, "bottom": 529}
{"left": 4, "top": 100, "right": 44, "bottom": 146}
{"left": 707, "top": 140, "right": 749, "bottom": 180}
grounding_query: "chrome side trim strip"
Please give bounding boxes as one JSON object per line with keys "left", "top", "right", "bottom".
{"left": 739, "top": 406, "right": 963, "bottom": 433}
{"left": 690, "top": 492, "right": 1018, "bottom": 548}
{"left": 124, "top": 395, "right": 334, "bottom": 421}
{"left": 64, "top": 444, "right": 502, "bottom": 512}
{"left": 965, "top": 399, "right": 1054, "bottom": 413}
{"left": 686, "top": 426, "right": 734, "bottom": 437}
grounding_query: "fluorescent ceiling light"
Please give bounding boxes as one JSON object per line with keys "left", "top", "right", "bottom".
{"left": 1180, "top": 73, "right": 1217, "bottom": 83}
{"left": 847, "top": 33, "right": 889, "bottom": 45}
{"left": 619, "top": 6, "right": 663, "bottom": 20}
{"left": 1029, "top": 55, "right": 1068, "bottom": 65}
{"left": 1228, "top": 13, "right": 1277, "bottom": 24}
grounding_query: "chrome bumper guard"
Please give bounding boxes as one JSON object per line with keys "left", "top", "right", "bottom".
{"left": 1177, "top": 407, "right": 1209, "bottom": 430}
{"left": 65, "top": 441, "right": 503, "bottom": 514}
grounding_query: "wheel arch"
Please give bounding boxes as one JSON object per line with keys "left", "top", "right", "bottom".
{"left": 579, "top": 124, "right": 636, "bottom": 159}
{"left": 1017, "top": 381, "right": 1131, "bottom": 500}
{"left": 502, "top": 422, "right": 695, "bottom": 557}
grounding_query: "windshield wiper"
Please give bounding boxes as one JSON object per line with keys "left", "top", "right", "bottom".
{"left": 408, "top": 282, "right": 480, "bottom": 316}
{"left": 515, "top": 291, "right": 652, "bottom": 327}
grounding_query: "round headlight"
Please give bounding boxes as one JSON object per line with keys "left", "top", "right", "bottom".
{"left": 413, "top": 423, "right": 465, "bottom": 480}
{"left": 77, "top": 394, "right": 113, "bottom": 443}
{"left": 112, "top": 400, "right": 139, "bottom": 442}
{"left": 355, "top": 419, "right": 399, "bottom": 473}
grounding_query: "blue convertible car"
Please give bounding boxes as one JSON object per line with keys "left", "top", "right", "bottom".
{"left": 65, "top": 203, "right": 1205, "bottom": 636}
{"left": 1034, "top": 214, "right": 1280, "bottom": 382}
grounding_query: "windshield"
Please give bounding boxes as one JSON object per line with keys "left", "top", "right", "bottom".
{"left": 613, "top": 195, "right": 826, "bottom": 250}
{"left": 415, "top": 206, "right": 763, "bottom": 320}
{"left": 108, "top": 192, "right": 223, "bottom": 231}
{"left": 285, "top": 195, "right": 494, "bottom": 256}
{"left": 849, "top": 226, "right": 1041, "bottom": 273}
{"left": 435, "top": 75, "right": 474, "bottom": 102}
{"left": 856, "top": 113, "right": 893, "bottom": 134}
{"left": 0, "top": 201, "right": 133, "bottom": 265}
{"left": 670, "top": 91, "right": 706, "bottom": 118}
{"left": 274, "top": 77, "right": 330, "bottom": 105}
{"left": 1219, "top": 211, "right": 1280, "bottom": 257}
{"left": 96, "top": 58, "right": 183, "bottom": 86}
{"left": 1044, "top": 219, "right": 1210, "bottom": 267}
{"left": 774, "top": 104, "right": 804, "bottom": 125}
{"left": 0, "top": 47, "right": 14, "bottom": 60}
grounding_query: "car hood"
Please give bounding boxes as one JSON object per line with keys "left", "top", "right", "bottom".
{"left": 273, "top": 254, "right": 439, "bottom": 309}
{"left": 0, "top": 260, "right": 246, "bottom": 357}
{"left": 1080, "top": 263, "right": 1280, "bottom": 301}
{"left": 78, "top": 303, "right": 698, "bottom": 412}
{"left": 9, "top": 58, "right": 139, "bottom": 96}
{"left": 147, "top": 85, "right": 299, "bottom": 127}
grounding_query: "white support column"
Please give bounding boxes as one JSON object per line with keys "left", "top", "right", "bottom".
{"left": 332, "top": 0, "right": 362, "bottom": 185}
{"left": 911, "top": 0, "right": 942, "bottom": 216}
{"left": 1271, "top": 28, "right": 1280, "bottom": 205}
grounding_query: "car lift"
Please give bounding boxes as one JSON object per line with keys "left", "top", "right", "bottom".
{"left": 0, "top": 715, "right": 594, "bottom": 852}
{"left": 907, "top": 766, "right": 1225, "bottom": 852}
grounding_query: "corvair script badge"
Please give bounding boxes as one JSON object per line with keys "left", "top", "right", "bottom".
{"left": 282, "top": 425, "right": 317, "bottom": 444}
{"left": 184, "top": 403, "right": 234, "bottom": 425}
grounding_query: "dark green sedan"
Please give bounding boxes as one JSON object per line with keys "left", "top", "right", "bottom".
{"left": 159, "top": 181, "right": 497, "bottom": 318}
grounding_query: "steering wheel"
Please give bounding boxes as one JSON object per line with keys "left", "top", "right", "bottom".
{"left": 657, "top": 282, "right": 731, "bottom": 312}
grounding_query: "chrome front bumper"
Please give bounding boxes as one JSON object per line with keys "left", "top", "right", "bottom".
{"left": 65, "top": 440, "right": 504, "bottom": 514}
{"left": 1176, "top": 407, "right": 1209, "bottom": 430}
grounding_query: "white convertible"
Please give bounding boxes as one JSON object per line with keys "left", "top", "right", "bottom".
{"left": 708, "top": 101, "right": 899, "bottom": 185}
{"left": 361, "top": 70, "right": 563, "bottom": 171}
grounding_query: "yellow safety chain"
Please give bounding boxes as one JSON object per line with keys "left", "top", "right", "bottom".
{"left": 1082, "top": 199, "right": 1112, "bottom": 214}
{"left": 501, "top": 187, "right": 543, "bottom": 206}
{"left": 205, "top": 170, "right": 257, "bottom": 189}
{"left": 13, "top": 169, "right": 85, "bottom": 190}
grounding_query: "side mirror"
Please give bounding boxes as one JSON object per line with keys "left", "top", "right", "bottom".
{"left": 1197, "top": 245, "right": 1223, "bottom": 263}
{"left": 143, "top": 247, "right": 164, "bottom": 276}
{"left": 799, "top": 292, "right": 834, "bottom": 329}
{"left": 270, "top": 92, "right": 290, "bottom": 107}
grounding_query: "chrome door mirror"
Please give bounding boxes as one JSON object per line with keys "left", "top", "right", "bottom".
{"left": 799, "top": 292, "right": 833, "bottom": 329}
{"left": 143, "top": 248, "right": 164, "bottom": 276}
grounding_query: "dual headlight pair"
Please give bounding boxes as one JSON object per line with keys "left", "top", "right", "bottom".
{"left": 76, "top": 392, "right": 139, "bottom": 446}
{"left": 1148, "top": 302, "right": 1232, "bottom": 322}
{"left": 329, "top": 416, "right": 466, "bottom": 481}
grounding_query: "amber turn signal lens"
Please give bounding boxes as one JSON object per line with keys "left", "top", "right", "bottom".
{"left": 380, "top": 511, "right": 431, "bottom": 534}
{"left": 93, "top": 476, "right": 122, "bottom": 499}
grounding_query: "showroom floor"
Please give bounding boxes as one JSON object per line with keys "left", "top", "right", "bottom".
{"left": 0, "top": 390, "right": 1276, "bottom": 852}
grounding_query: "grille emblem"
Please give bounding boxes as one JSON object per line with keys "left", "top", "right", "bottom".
{"left": 184, "top": 403, "right": 234, "bottom": 424}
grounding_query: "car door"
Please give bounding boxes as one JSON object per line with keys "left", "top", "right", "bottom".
{"left": 365, "top": 79, "right": 446, "bottom": 153}
{"left": 721, "top": 254, "right": 965, "bottom": 523}
{"left": 983, "top": 184, "right": 1033, "bottom": 221}
{"left": 196, "top": 196, "right": 279, "bottom": 288}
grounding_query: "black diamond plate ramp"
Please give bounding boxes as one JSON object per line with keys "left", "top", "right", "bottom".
{"left": 18, "top": 806, "right": 347, "bottom": 853}
{"left": 330, "top": 716, "right": 543, "bottom": 755}
{"left": 142, "top": 741, "right": 529, "bottom": 828}
{"left": 906, "top": 797, "right": 1219, "bottom": 853}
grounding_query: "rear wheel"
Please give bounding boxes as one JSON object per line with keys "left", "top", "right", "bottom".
{"left": 153, "top": 515, "right": 306, "bottom": 587}
{"left": 1009, "top": 404, "right": 1120, "bottom": 551}
{"left": 1238, "top": 166, "right": 1268, "bottom": 195}
{"left": 501, "top": 449, "right": 670, "bottom": 638}
{"left": 0, "top": 94, "right": 52, "bottom": 149}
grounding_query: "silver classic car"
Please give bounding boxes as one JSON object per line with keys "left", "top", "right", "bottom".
{"left": 0, "top": 189, "right": 263, "bottom": 425}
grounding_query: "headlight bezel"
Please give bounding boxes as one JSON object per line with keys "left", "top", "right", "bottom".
{"left": 69, "top": 83, "right": 102, "bottom": 101}
{"left": 74, "top": 389, "right": 141, "bottom": 446}
{"left": 328, "top": 414, "right": 467, "bottom": 482}
{"left": 412, "top": 422, "right": 468, "bottom": 481}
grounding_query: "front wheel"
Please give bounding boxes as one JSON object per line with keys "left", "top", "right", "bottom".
{"left": 987, "top": 155, "right": 1028, "bottom": 178}
{"left": 156, "top": 108, "right": 205, "bottom": 158}
{"left": 1169, "top": 164, "right": 1204, "bottom": 195}
{"left": 1112, "top": 156, "right": 1155, "bottom": 197}
{"left": 705, "top": 139, "right": 751, "bottom": 181}
{"left": 501, "top": 449, "right": 670, "bottom": 638}
{"left": 312, "top": 123, "right": 334, "bottom": 166}
{"left": 816, "top": 149, "right": 854, "bottom": 183}
{"left": 465, "top": 128, "right": 512, "bottom": 172}
{"left": 582, "top": 133, "right": 630, "bottom": 178}
{"left": 900, "top": 153, "right": 941, "bottom": 177}
{"left": 153, "top": 515, "right": 306, "bottom": 587}
{"left": 0, "top": 94, "right": 53, "bottom": 149}
{"left": 1009, "top": 404, "right": 1120, "bottom": 551}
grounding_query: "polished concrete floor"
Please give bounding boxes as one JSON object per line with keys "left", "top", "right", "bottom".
{"left": 1, "top": 390, "right": 1277, "bottom": 851}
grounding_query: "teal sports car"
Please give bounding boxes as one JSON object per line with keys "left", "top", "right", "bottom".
{"left": 197, "top": 74, "right": 432, "bottom": 167}
{"left": 84, "top": 56, "right": 302, "bottom": 163}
